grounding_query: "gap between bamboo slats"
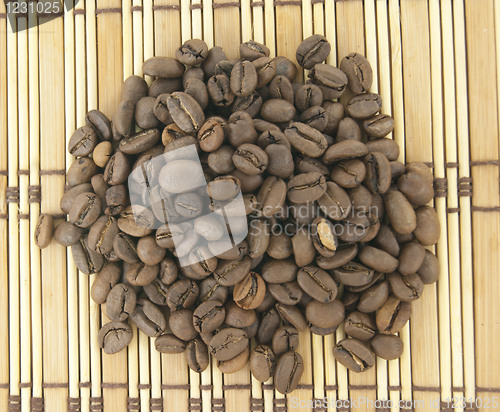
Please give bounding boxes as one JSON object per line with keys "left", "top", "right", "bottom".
{"left": 0, "top": 2, "right": 9, "bottom": 412}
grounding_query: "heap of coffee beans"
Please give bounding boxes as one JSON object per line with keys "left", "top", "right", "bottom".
{"left": 35, "top": 35, "right": 440, "bottom": 394}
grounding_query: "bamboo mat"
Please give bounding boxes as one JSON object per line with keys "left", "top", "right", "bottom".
{"left": 0, "top": 0, "right": 499, "bottom": 411}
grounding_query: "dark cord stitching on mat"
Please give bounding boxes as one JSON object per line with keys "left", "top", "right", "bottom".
{"left": 95, "top": 8, "right": 122, "bottom": 14}
{"left": 274, "top": 0, "right": 301, "bottom": 5}
{"left": 127, "top": 397, "right": 140, "bottom": 411}
{"left": 42, "top": 382, "right": 69, "bottom": 388}
{"left": 251, "top": 397, "right": 264, "bottom": 411}
{"left": 470, "top": 160, "right": 500, "bottom": 166}
{"left": 161, "top": 384, "right": 190, "bottom": 390}
{"left": 413, "top": 385, "right": 440, "bottom": 392}
{"left": 447, "top": 207, "right": 460, "bottom": 213}
{"left": 0, "top": 170, "right": 7, "bottom": 175}
{"left": 74, "top": 9, "right": 86, "bottom": 15}
{"left": 79, "top": 382, "right": 91, "bottom": 388}
{"left": 8, "top": 395, "right": 21, "bottom": 412}
{"left": 29, "top": 185, "right": 41, "bottom": 203}
{"left": 17, "top": 170, "right": 29, "bottom": 175}
{"left": 189, "top": 397, "right": 202, "bottom": 410}
{"left": 222, "top": 384, "right": 251, "bottom": 390}
{"left": 458, "top": 177, "right": 472, "bottom": 197}
{"left": 18, "top": 214, "right": 29, "bottom": 219}
{"left": 131, "top": 6, "right": 143, "bottom": 12}
{"left": 31, "top": 397, "right": 44, "bottom": 412}
{"left": 213, "top": 2, "right": 241, "bottom": 8}
{"left": 0, "top": 214, "right": 7, "bottom": 219}
{"left": 311, "top": 0, "right": 325, "bottom": 4}
{"left": 434, "top": 177, "right": 448, "bottom": 197}
{"left": 19, "top": 383, "right": 32, "bottom": 388}
{"left": 6, "top": 187, "right": 20, "bottom": 203}
{"left": 199, "top": 384, "right": 213, "bottom": 390}
{"left": 39, "top": 169, "right": 65, "bottom": 175}
{"left": 102, "top": 383, "right": 128, "bottom": 389}
{"left": 445, "top": 162, "right": 459, "bottom": 168}
{"left": 251, "top": 1, "right": 264, "bottom": 6}
{"left": 137, "top": 383, "right": 151, "bottom": 390}
{"left": 90, "top": 397, "right": 103, "bottom": 412}
{"left": 311, "top": 399, "right": 327, "bottom": 411}
{"left": 68, "top": 397, "right": 81, "bottom": 412}
{"left": 152, "top": 5, "right": 181, "bottom": 10}
{"left": 471, "top": 206, "right": 500, "bottom": 212}
{"left": 150, "top": 398, "right": 163, "bottom": 411}
{"left": 190, "top": 3, "right": 203, "bottom": 9}
{"left": 212, "top": 398, "right": 225, "bottom": 411}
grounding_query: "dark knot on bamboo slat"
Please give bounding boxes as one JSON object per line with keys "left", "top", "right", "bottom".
{"left": 68, "top": 397, "right": 81, "bottom": 412}
{"left": 212, "top": 398, "right": 225, "bottom": 411}
{"left": 190, "top": 3, "right": 204, "bottom": 10}
{"left": 31, "top": 397, "right": 44, "bottom": 412}
{"left": 150, "top": 398, "right": 163, "bottom": 411}
{"left": 152, "top": 5, "right": 181, "bottom": 11}
{"left": 6, "top": 187, "right": 20, "bottom": 204}
{"left": 8, "top": 395, "right": 21, "bottom": 412}
{"left": 89, "top": 397, "right": 103, "bottom": 412}
{"left": 131, "top": 6, "right": 143, "bottom": 12}
{"left": 213, "top": 2, "right": 241, "bottom": 9}
{"left": 28, "top": 185, "right": 41, "bottom": 203}
{"left": 273, "top": 398, "right": 287, "bottom": 412}
{"left": 251, "top": 397, "right": 264, "bottom": 411}
{"left": 458, "top": 177, "right": 472, "bottom": 197}
{"left": 188, "top": 397, "right": 202, "bottom": 410}
{"left": 433, "top": 177, "right": 448, "bottom": 197}
{"left": 127, "top": 397, "right": 140, "bottom": 411}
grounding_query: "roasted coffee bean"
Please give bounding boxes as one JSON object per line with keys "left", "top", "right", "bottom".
{"left": 143, "top": 56, "right": 184, "bottom": 78}
{"left": 256, "top": 176, "right": 286, "bottom": 217}
{"left": 185, "top": 338, "right": 210, "bottom": 373}
{"left": 224, "top": 301, "right": 256, "bottom": 329}
{"left": 131, "top": 298, "right": 167, "bottom": 337}
{"left": 34, "top": 214, "right": 54, "bottom": 249}
{"left": 207, "top": 145, "right": 235, "bottom": 174}
{"left": 68, "top": 192, "right": 101, "bottom": 228}
{"left": 67, "top": 157, "right": 99, "bottom": 187}
{"left": 247, "top": 218, "right": 270, "bottom": 259}
{"left": 346, "top": 93, "right": 382, "bottom": 119}
{"left": 122, "top": 75, "right": 148, "bottom": 103}
{"left": 261, "top": 259, "right": 297, "bottom": 284}
{"left": 209, "top": 327, "right": 249, "bottom": 361}
{"left": 105, "top": 184, "right": 128, "bottom": 216}
{"left": 192, "top": 300, "right": 225, "bottom": 333}
{"left": 316, "top": 182, "right": 351, "bottom": 221}
{"left": 114, "top": 100, "right": 136, "bottom": 137}
{"left": 118, "top": 206, "right": 154, "bottom": 238}
{"left": 336, "top": 117, "right": 361, "bottom": 142}
{"left": 388, "top": 272, "right": 424, "bottom": 302}
{"left": 297, "top": 265, "right": 337, "bottom": 303}
{"left": 311, "top": 217, "right": 338, "bottom": 257}
{"left": 119, "top": 128, "right": 160, "bottom": 155}
{"left": 233, "top": 272, "right": 266, "bottom": 310}
{"left": 414, "top": 206, "right": 441, "bottom": 245}
{"left": 344, "top": 311, "right": 377, "bottom": 341}
{"left": 271, "top": 325, "right": 298, "bottom": 357}
{"left": 159, "top": 258, "right": 178, "bottom": 285}
{"left": 340, "top": 52, "right": 373, "bottom": 94}
{"left": 230, "top": 61, "right": 258, "bottom": 97}
{"left": 417, "top": 250, "right": 440, "bottom": 284}
{"left": 176, "top": 38, "right": 208, "bottom": 66}
{"left": 296, "top": 34, "right": 331, "bottom": 69}
{"left": 398, "top": 242, "right": 426, "bottom": 276}
{"left": 263, "top": 144, "right": 294, "bottom": 180}
{"left": 299, "top": 105, "right": 328, "bottom": 131}
{"left": 103, "top": 151, "right": 130, "bottom": 186}
{"left": 198, "top": 277, "right": 228, "bottom": 304}
{"left": 308, "top": 64, "right": 348, "bottom": 99}
{"left": 390, "top": 161, "right": 406, "bottom": 180}
{"left": 363, "top": 152, "right": 391, "bottom": 194}
{"left": 53, "top": 221, "right": 83, "bottom": 247}
{"left": 362, "top": 114, "right": 394, "bottom": 138}
{"left": 167, "top": 92, "right": 205, "bottom": 133}
{"left": 232, "top": 143, "right": 268, "bottom": 175}
{"left": 322, "top": 140, "right": 369, "bottom": 165}
{"left": 166, "top": 279, "right": 199, "bottom": 310}
{"left": 213, "top": 256, "right": 251, "bottom": 287}
{"left": 373, "top": 224, "right": 400, "bottom": 257}
{"left": 135, "top": 96, "right": 160, "bottom": 129}
{"left": 71, "top": 236, "right": 104, "bottom": 274}
{"left": 287, "top": 172, "right": 327, "bottom": 203}
{"left": 68, "top": 126, "right": 98, "bottom": 156}
{"left": 359, "top": 246, "right": 399, "bottom": 273}
{"left": 330, "top": 159, "right": 366, "bottom": 188}
{"left": 98, "top": 321, "right": 133, "bottom": 354}
{"left": 202, "top": 46, "right": 227, "bottom": 77}
{"left": 316, "top": 243, "right": 358, "bottom": 270}
{"left": 285, "top": 122, "right": 327, "bottom": 158}
{"left": 91, "top": 263, "right": 122, "bottom": 304}
{"left": 168, "top": 309, "right": 198, "bottom": 341}
{"left": 86, "top": 109, "right": 112, "bottom": 141}
{"left": 295, "top": 84, "right": 323, "bottom": 112}
{"left": 198, "top": 119, "right": 224, "bottom": 152}
{"left": 274, "top": 55, "right": 297, "bottom": 80}
{"left": 291, "top": 229, "right": 316, "bottom": 268}
{"left": 333, "top": 338, "right": 375, "bottom": 372}
{"left": 371, "top": 334, "right": 404, "bottom": 360}
{"left": 60, "top": 183, "right": 93, "bottom": 214}
{"left": 153, "top": 94, "right": 173, "bottom": 124}
{"left": 217, "top": 346, "right": 250, "bottom": 374}
{"left": 357, "top": 281, "right": 389, "bottom": 313}
{"left": 87, "top": 215, "right": 119, "bottom": 255}
{"left": 155, "top": 334, "right": 187, "bottom": 354}
{"left": 93, "top": 141, "right": 113, "bottom": 168}
{"left": 207, "top": 176, "right": 241, "bottom": 201}
{"left": 125, "top": 261, "right": 160, "bottom": 286}
{"left": 269, "top": 75, "right": 294, "bottom": 104}
{"left": 266, "top": 233, "right": 293, "bottom": 260}
{"left": 149, "top": 77, "right": 182, "bottom": 98}
{"left": 106, "top": 283, "right": 137, "bottom": 321}
{"left": 384, "top": 190, "right": 417, "bottom": 235}
{"left": 332, "top": 262, "right": 374, "bottom": 287}
{"left": 250, "top": 345, "right": 276, "bottom": 382}
{"left": 274, "top": 351, "right": 304, "bottom": 394}
{"left": 305, "top": 298, "right": 344, "bottom": 330}
{"left": 275, "top": 303, "right": 307, "bottom": 331}
{"left": 253, "top": 57, "right": 277, "bottom": 88}
{"left": 231, "top": 90, "right": 263, "bottom": 117}
{"left": 208, "top": 74, "right": 235, "bottom": 107}
{"left": 238, "top": 39, "right": 269, "bottom": 61}
{"left": 376, "top": 295, "right": 411, "bottom": 334}
{"left": 365, "top": 138, "right": 400, "bottom": 161}
{"left": 143, "top": 277, "right": 170, "bottom": 306}
{"left": 294, "top": 155, "right": 328, "bottom": 176}
{"left": 261, "top": 99, "right": 295, "bottom": 123}
{"left": 268, "top": 281, "right": 303, "bottom": 306}
{"left": 227, "top": 118, "right": 257, "bottom": 147}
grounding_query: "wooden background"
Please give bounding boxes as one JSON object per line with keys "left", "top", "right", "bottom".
{"left": 0, "top": 0, "right": 499, "bottom": 411}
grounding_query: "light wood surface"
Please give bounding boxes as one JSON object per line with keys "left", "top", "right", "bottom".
{"left": 1, "top": 1, "right": 499, "bottom": 411}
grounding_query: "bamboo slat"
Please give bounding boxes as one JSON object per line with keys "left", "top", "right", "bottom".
{"left": 2, "top": 1, "right": 500, "bottom": 411}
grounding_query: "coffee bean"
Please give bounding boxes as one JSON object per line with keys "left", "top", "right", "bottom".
{"left": 414, "top": 206, "right": 440, "bottom": 245}
{"left": 376, "top": 295, "right": 411, "bottom": 334}
{"left": 60, "top": 183, "right": 93, "bottom": 214}
{"left": 233, "top": 271, "right": 266, "bottom": 310}
{"left": 119, "top": 128, "right": 161, "bottom": 155}
{"left": 106, "top": 283, "right": 137, "bottom": 321}
{"left": 231, "top": 90, "right": 263, "bottom": 117}
{"left": 388, "top": 272, "right": 424, "bottom": 302}
{"left": 232, "top": 143, "right": 268, "bottom": 175}
{"left": 333, "top": 338, "right": 375, "bottom": 372}
{"left": 285, "top": 122, "right": 327, "bottom": 158}
{"left": 209, "top": 327, "right": 249, "bottom": 361}
{"left": 87, "top": 215, "right": 119, "bottom": 255}
{"left": 365, "top": 138, "right": 400, "bottom": 161}
{"left": 122, "top": 75, "right": 148, "bottom": 103}
{"left": 67, "top": 157, "right": 99, "bottom": 187}
{"left": 218, "top": 347, "right": 250, "bottom": 374}
{"left": 305, "top": 299, "right": 345, "bottom": 330}
{"left": 357, "top": 281, "right": 389, "bottom": 313}
{"left": 125, "top": 261, "right": 160, "bottom": 287}
{"left": 271, "top": 325, "right": 298, "bottom": 357}
{"left": 86, "top": 109, "right": 112, "bottom": 141}
{"left": 114, "top": 100, "right": 136, "bottom": 137}
{"left": 297, "top": 265, "right": 337, "bottom": 303}
{"left": 143, "top": 277, "right": 170, "bottom": 306}
{"left": 166, "top": 279, "right": 199, "bottom": 310}
{"left": 371, "top": 334, "right": 404, "bottom": 360}
{"left": 346, "top": 93, "right": 382, "bottom": 119}
{"left": 71, "top": 236, "right": 104, "bottom": 274}
{"left": 295, "top": 84, "right": 323, "bottom": 112}
{"left": 34, "top": 214, "right": 54, "bottom": 249}
{"left": 287, "top": 172, "right": 327, "bottom": 203}
{"left": 68, "top": 126, "right": 98, "bottom": 157}
{"left": 155, "top": 334, "right": 186, "bottom": 354}
{"left": 225, "top": 301, "right": 257, "bottom": 329}
{"left": 143, "top": 56, "right": 184, "bottom": 78}
{"left": 268, "top": 281, "right": 303, "bottom": 306}
{"left": 230, "top": 61, "right": 258, "bottom": 97}
{"left": 227, "top": 118, "right": 258, "bottom": 147}
{"left": 53, "top": 221, "right": 83, "bottom": 247}
{"left": 296, "top": 34, "right": 331, "bottom": 69}
{"left": 247, "top": 218, "right": 270, "bottom": 259}
{"left": 274, "top": 351, "right": 304, "bottom": 394}
{"left": 250, "top": 345, "right": 276, "bottom": 382}
{"left": 291, "top": 229, "right": 316, "bottom": 268}
{"left": 103, "top": 151, "right": 130, "bottom": 186}
{"left": 323, "top": 140, "right": 369, "bottom": 165}
{"left": 91, "top": 263, "right": 122, "bottom": 304}
{"left": 185, "top": 338, "right": 210, "bottom": 373}
{"left": 340, "top": 52, "right": 373, "bottom": 94}
{"left": 208, "top": 74, "right": 235, "bottom": 108}
{"left": 93, "top": 141, "right": 112, "bottom": 168}
{"left": 167, "top": 92, "right": 205, "bottom": 134}
{"left": 118, "top": 206, "right": 154, "bottom": 238}
{"left": 261, "top": 99, "right": 296, "bottom": 123}
{"left": 398, "top": 242, "right": 426, "bottom": 276}
{"left": 308, "top": 64, "right": 348, "bottom": 99}
{"left": 275, "top": 303, "right": 307, "bottom": 331}
{"left": 332, "top": 262, "right": 374, "bottom": 287}
{"left": 98, "top": 321, "right": 133, "bottom": 354}
{"left": 359, "top": 246, "right": 399, "bottom": 273}
{"left": 344, "top": 311, "right": 377, "bottom": 341}
{"left": 417, "top": 250, "right": 440, "bottom": 284}
{"left": 159, "top": 159, "right": 206, "bottom": 194}
{"left": 197, "top": 119, "right": 224, "bottom": 153}
{"left": 316, "top": 243, "right": 358, "bottom": 270}
{"left": 311, "top": 217, "right": 338, "bottom": 257}
{"left": 265, "top": 144, "right": 294, "bottom": 179}
{"left": 192, "top": 300, "right": 225, "bottom": 333}
{"left": 68, "top": 192, "right": 101, "bottom": 228}
{"left": 384, "top": 190, "right": 417, "bottom": 235}
{"left": 176, "top": 38, "right": 208, "bottom": 66}
{"left": 131, "top": 298, "right": 167, "bottom": 337}
{"left": 362, "top": 114, "right": 394, "bottom": 138}
{"left": 269, "top": 75, "right": 294, "bottom": 104}
{"left": 240, "top": 39, "right": 270, "bottom": 61}
{"left": 253, "top": 57, "right": 277, "bottom": 88}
